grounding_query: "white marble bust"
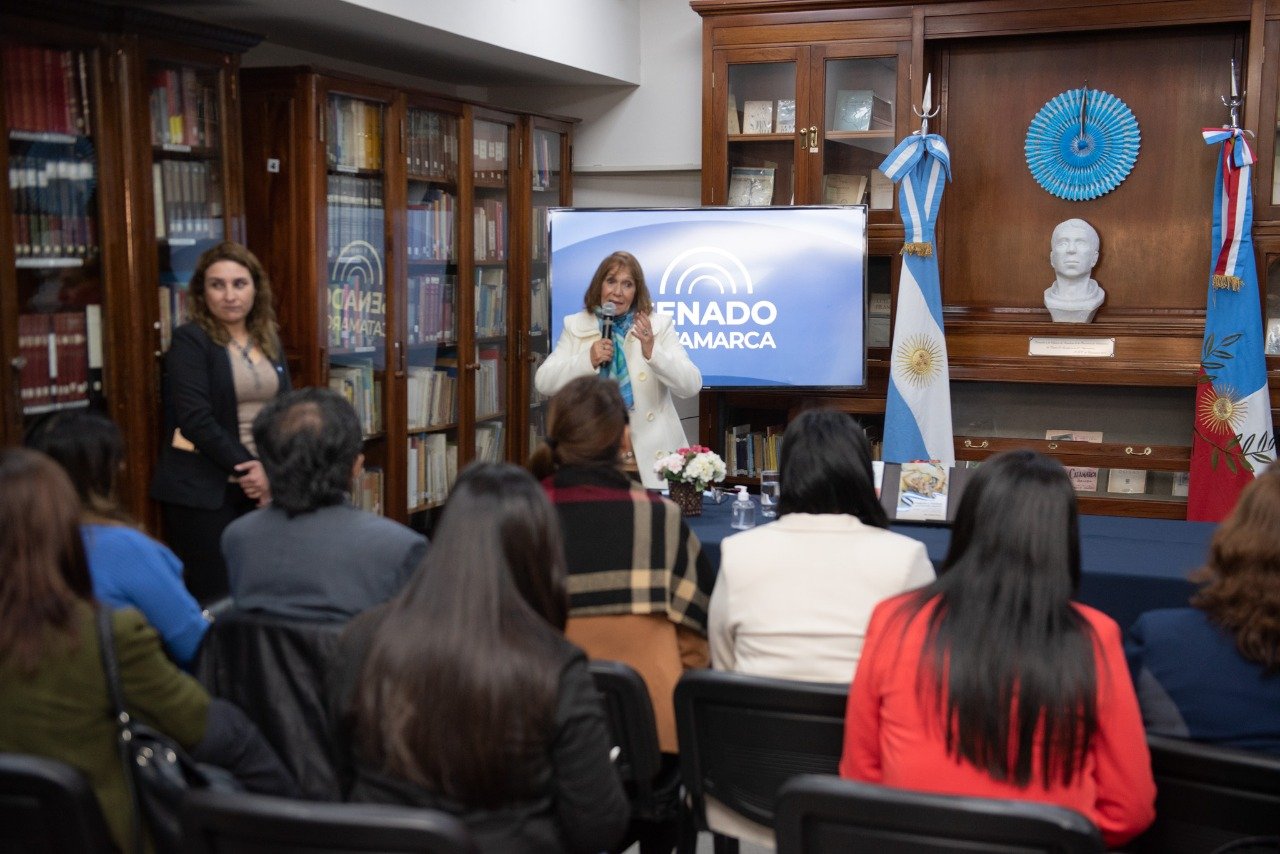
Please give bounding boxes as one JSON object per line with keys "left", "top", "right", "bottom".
{"left": 1044, "top": 218, "right": 1105, "bottom": 323}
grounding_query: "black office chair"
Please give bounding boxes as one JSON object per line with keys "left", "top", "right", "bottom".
{"left": 774, "top": 773, "right": 1104, "bottom": 853}
{"left": 590, "top": 660, "right": 682, "bottom": 853}
{"left": 1126, "top": 735, "right": 1280, "bottom": 854}
{"left": 0, "top": 753, "right": 115, "bottom": 854}
{"left": 194, "top": 609, "right": 347, "bottom": 801}
{"left": 183, "top": 789, "right": 479, "bottom": 853}
{"left": 673, "top": 669, "right": 848, "bottom": 854}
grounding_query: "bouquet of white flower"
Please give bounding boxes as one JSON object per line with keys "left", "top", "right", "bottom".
{"left": 653, "top": 445, "right": 727, "bottom": 491}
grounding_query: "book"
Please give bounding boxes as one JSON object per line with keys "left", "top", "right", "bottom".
{"left": 775, "top": 99, "right": 796, "bottom": 133}
{"left": 869, "top": 169, "right": 894, "bottom": 209}
{"left": 832, "top": 89, "right": 893, "bottom": 132}
{"left": 823, "top": 173, "right": 867, "bottom": 205}
{"left": 896, "top": 462, "right": 948, "bottom": 521}
{"left": 742, "top": 100, "right": 774, "bottom": 134}
{"left": 1172, "top": 471, "right": 1190, "bottom": 498}
{"left": 1107, "top": 468, "right": 1148, "bottom": 494}
{"left": 727, "top": 167, "right": 775, "bottom": 207}
{"left": 1045, "top": 429, "right": 1103, "bottom": 493}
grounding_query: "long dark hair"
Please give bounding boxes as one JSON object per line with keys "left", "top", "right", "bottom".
{"left": 187, "top": 240, "right": 281, "bottom": 360}
{"left": 528, "top": 375, "right": 628, "bottom": 479}
{"left": 24, "top": 409, "right": 134, "bottom": 526}
{"left": 1191, "top": 467, "right": 1280, "bottom": 670}
{"left": 0, "top": 448, "right": 94, "bottom": 674}
{"left": 777, "top": 408, "right": 888, "bottom": 527}
{"left": 352, "top": 463, "right": 569, "bottom": 806}
{"left": 906, "top": 450, "right": 1095, "bottom": 789}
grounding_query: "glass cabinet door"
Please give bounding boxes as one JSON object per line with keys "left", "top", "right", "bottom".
{"left": 820, "top": 55, "right": 899, "bottom": 212}
{"left": 405, "top": 104, "right": 460, "bottom": 513}
{"left": 526, "top": 120, "right": 569, "bottom": 458}
{"left": 1267, "top": 251, "right": 1280, "bottom": 357}
{"left": 471, "top": 114, "right": 513, "bottom": 465}
{"left": 723, "top": 53, "right": 799, "bottom": 206}
{"left": 325, "top": 92, "right": 387, "bottom": 513}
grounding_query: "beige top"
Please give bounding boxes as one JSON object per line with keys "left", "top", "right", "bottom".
{"left": 229, "top": 341, "right": 279, "bottom": 461}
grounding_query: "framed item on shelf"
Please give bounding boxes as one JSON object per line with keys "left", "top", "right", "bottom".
{"left": 727, "top": 167, "right": 775, "bottom": 206}
{"left": 742, "top": 100, "right": 774, "bottom": 134}
{"left": 833, "top": 89, "right": 892, "bottom": 132}
{"left": 775, "top": 99, "right": 796, "bottom": 133}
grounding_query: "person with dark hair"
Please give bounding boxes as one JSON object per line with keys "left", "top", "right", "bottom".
{"left": 535, "top": 250, "right": 701, "bottom": 489}
{"left": 530, "top": 374, "right": 713, "bottom": 756}
{"left": 222, "top": 387, "right": 426, "bottom": 620}
{"left": 1126, "top": 467, "right": 1280, "bottom": 754}
{"left": 25, "top": 410, "right": 208, "bottom": 666}
{"left": 0, "top": 448, "right": 298, "bottom": 853}
{"left": 150, "top": 241, "right": 292, "bottom": 602}
{"left": 709, "top": 409, "right": 933, "bottom": 682}
{"left": 329, "top": 462, "right": 629, "bottom": 853}
{"left": 840, "top": 450, "right": 1155, "bottom": 848}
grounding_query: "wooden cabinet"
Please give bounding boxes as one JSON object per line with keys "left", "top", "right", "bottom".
{"left": 240, "top": 67, "right": 573, "bottom": 525}
{"left": 693, "top": 0, "right": 1280, "bottom": 518}
{"left": 0, "top": 2, "right": 255, "bottom": 522}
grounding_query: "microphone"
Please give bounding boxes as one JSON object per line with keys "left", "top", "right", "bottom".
{"left": 599, "top": 302, "right": 617, "bottom": 377}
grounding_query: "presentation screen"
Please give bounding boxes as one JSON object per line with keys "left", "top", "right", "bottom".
{"left": 547, "top": 206, "right": 867, "bottom": 389}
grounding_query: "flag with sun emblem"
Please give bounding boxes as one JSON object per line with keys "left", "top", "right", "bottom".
{"left": 1188, "top": 127, "right": 1276, "bottom": 521}
{"left": 879, "top": 132, "right": 954, "bottom": 466}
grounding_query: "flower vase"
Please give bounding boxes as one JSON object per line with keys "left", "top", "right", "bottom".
{"left": 668, "top": 481, "right": 703, "bottom": 517}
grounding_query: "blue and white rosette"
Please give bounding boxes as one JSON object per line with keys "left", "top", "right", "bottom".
{"left": 1025, "top": 88, "right": 1140, "bottom": 201}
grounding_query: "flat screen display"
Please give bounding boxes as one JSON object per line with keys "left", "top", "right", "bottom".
{"left": 547, "top": 206, "right": 867, "bottom": 389}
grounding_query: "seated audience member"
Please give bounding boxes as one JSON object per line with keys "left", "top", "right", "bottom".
{"left": 709, "top": 408, "right": 934, "bottom": 683}
{"left": 530, "top": 375, "right": 714, "bottom": 755}
{"left": 223, "top": 387, "right": 426, "bottom": 620}
{"left": 25, "top": 410, "right": 208, "bottom": 667}
{"left": 329, "top": 463, "right": 629, "bottom": 853}
{"left": 840, "top": 450, "right": 1156, "bottom": 848}
{"left": 1126, "top": 467, "right": 1280, "bottom": 754}
{"left": 0, "top": 448, "right": 297, "bottom": 853}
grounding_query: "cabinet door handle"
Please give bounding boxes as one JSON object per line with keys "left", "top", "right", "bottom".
{"left": 963, "top": 439, "right": 989, "bottom": 449}
{"left": 1124, "top": 446, "right": 1153, "bottom": 456}
{"left": 808, "top": 125, "right": 818, "bottom": 150}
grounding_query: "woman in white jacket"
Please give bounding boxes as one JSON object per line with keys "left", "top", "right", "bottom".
{"left": 535, "top": 251, "right": 702, "bottom": 489}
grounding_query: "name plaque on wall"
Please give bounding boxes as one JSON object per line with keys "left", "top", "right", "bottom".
{"left": 1028, "top": 337, "right": 1115, "bottom": 358}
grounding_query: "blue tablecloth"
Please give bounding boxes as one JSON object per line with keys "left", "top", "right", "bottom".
{"left": 685, "top": 497, "right": 1214, "bottom": 631}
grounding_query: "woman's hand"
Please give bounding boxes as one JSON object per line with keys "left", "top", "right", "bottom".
{"left": 234, "top": 459, "right": 271, "bottom": 504}
{"left": 590, "top": 337, "right": 614, "bottom": 369}
{"left": 632, "top": 312, "right": 655, "bottom": 360}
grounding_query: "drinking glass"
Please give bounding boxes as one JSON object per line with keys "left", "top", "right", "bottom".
{"left": 759, "top": 469, "right": 780, "bottom": 517}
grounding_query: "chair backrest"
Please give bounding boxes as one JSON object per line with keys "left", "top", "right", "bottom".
{"left": 774, "top": 774, "right": 1104, "bottom": 853}
{"left": 183, "top": 788, "right": 478, "bottom": 853}
{"left": 589, "top": 660, "right": 664, "bottom": 809}
{"left": 674, "top": 669, "right": 848, "bottom": 831}
{"left": 1127, "top": 735, "right": 1280, "bottom": 854}
{"left": 193, "top": 609, "right": 346, "bottom": 800}
{"left": 0, "top": 753, "right": 116, "bottom": 854}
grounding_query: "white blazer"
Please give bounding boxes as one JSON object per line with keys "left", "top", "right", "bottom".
{"left": 535, "top": 310, "right": 702, "bottom": 489}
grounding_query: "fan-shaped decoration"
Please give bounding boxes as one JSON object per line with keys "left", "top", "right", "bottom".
{"left": 1025, "top": 88, "right": 1140, "bottom": 201}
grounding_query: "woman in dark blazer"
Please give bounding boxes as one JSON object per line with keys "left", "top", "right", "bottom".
{"left": 151, "top": 241, "right": 290, "bottom": 603}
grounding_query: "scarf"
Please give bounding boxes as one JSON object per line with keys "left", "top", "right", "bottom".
{"left": 595, "top": 307, "right": 634, "bottom": 409}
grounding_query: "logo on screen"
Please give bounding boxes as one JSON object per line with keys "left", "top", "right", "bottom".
{"left": 655, "top": 246, "right": 776, "bottom": 350}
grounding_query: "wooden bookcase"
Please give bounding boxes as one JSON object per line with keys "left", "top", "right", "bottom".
{"left": 239, "top": 67, "right": 573, "bottom": 525}
{"left": 692, "top": 0, "right": 1280, "bottom": 519}
{"left": 0, "top": 2, "right": 257, "bottom": 523}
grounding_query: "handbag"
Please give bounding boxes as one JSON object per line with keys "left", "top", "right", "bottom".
{"left": 95, "top": 608, "right": 237, "bottom": 854}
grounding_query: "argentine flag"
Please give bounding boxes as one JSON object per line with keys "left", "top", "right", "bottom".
{"left": 880, "top": 133, "right": 954, "bottom": 465}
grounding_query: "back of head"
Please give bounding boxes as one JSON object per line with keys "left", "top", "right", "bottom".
{"left": 253, "top": 387, "right": 362, "bottom": 516}
{"left": 529, "top": 375, "right": 627, "bottom": 478}
{"left": 777, "top": 408, "right": 887, "bottom": 527}
{"left": 23, "top": 409, "right": 130, "bottom": 525}
{"left": 354, "top": 462, "right": 568, "bottom": 806}
{"left": 1193, "top": 467, "right": 1280, "bottom": 669}
{"left": 0, "top": 448, "right": 94, "bottom": 673}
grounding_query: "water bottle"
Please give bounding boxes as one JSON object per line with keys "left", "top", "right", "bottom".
{"left": 730, "top": 485, "right": 756, "bottom": 530}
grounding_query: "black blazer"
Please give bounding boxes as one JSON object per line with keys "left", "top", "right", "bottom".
{"left": 150, "top": 322, "right": 291, "bottom": 510}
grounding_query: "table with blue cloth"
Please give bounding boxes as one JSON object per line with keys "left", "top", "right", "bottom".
{"left": 684, "top": 497, "right": 1216, "bottom": 632}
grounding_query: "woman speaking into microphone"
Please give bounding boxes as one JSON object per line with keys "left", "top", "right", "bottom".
{"left": 535, "top": 250, "right": 701, "bottom": 490}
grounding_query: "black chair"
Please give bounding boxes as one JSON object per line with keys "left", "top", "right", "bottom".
{"left": 193, "top": 609, "right": 347, "bottom": 801}
{"left": 673, "top": 669, "right": 848, "bottom": 854}
{"left": 0, "top": 753, "right": 115, "bottom": 854}
{"left": 774, "top": 773, "right": 1104, "bottom": 853}
{"left": 183, "top": 788, "right": 478, "bottom": 853}
{"left": 1127, "top": 735, "right": 1280, "bottom": 854}
{"left": 590, "top": 660, "right": 682, "bottom": 853}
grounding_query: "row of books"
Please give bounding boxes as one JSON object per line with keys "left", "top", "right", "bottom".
{"left": 530, "top": 206, "right": 549, "bottom": 262}
{"left": 407, "top": 109, "right": 458, "bottom": 179}
{"left": 158, "top": 282, "right": 191, "bottom": 351}
{"left": 528, "top": 277, "right": 549, "bottom": 335}
{"left": 407, "top": 364, "right": 458, "bottom": 431}
{"left": 472, "top": 122, "right": 509, "bottom": 182}
{"left": 475, "top": 421, "right": 505, "bottom": 464}
{"left": 153, "top": 159, "right": 223, "bottom": 241}
{"left": 724, "top": 423, "right": 784, "bottom": 477}
{"left": 10, "top": 154, "right": 97, "bottom": 258}
{"left": 17, "top": 309, "right": 100, "bottom": 413}
{"left": 2, "top": 45, "right": 91, "bottom": 136}
{"left": 730, "top": 98, "right": 796, "bottom": 135}
{"left": 352, "top": 467, "right": 384, "bottom": 515}
{"left": 328, "top": 95, "right": 383, "bottom": 172}
{"left": 326, "top": 175, "right": 385, "bottom": 261}
{"left": 407, "top": 432, "right": 457, "bottom": 509}
{"left": 531, "top": 130, "right": 558, "bottom": 191}
{"left": 329, "top": 360, "right": 382, "bottom": 436}
{"left": 822, "top": 171, "right": 894, "bottom": 209}
{"left": 474, "top": 349, "right": 503, "bottom": 418}
{"left": 407, "top": 274, "right": 456, "bottom": 345}
{"left": 148, "top": 67, "right": 219, "bottom": 149}
{"left": 407, "top": 188, "right": 455, "bottom": 261}
{"left": 474, "top": 269, "right": 506, "bottom": 338}
{"left": 473, "top": 198, "right": 507, "bottom": 262}
{"left": 328, "top": 279, "right": 386, "bottom": 352}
